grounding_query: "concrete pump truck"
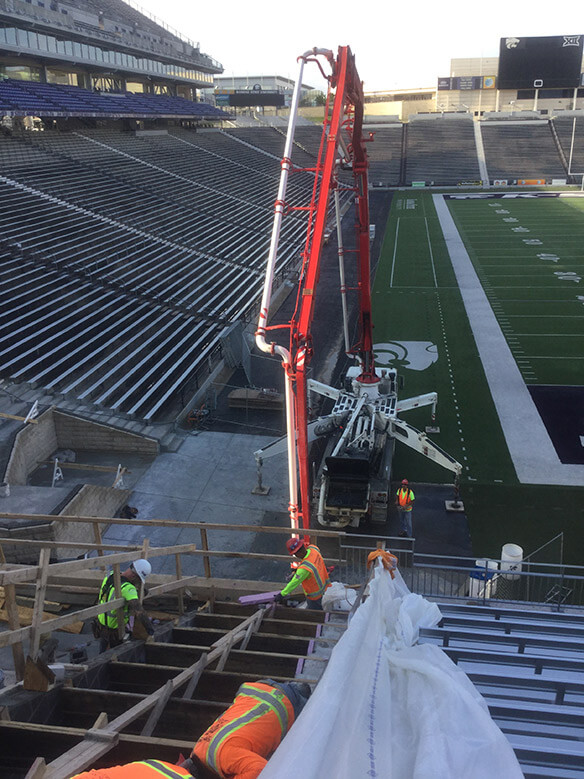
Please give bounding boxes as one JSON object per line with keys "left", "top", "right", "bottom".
{"left": 255, "top": 46, "right": 462, "bottom": 530}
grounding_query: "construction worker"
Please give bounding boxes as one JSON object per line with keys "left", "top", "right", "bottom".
{"left": 183, "top": 679, "right": 311, "bottom": 779}
{"left": 96, "top": 558, "right": 154, "bottom": 652}
{"left": 395, "top": 478, "right": 415, "bottom": 537}
{"left": 71, "top": 759, "right": 195, "bottom": 777}
{"left": 275, "top": 538, "right": 331, "bottom": 610}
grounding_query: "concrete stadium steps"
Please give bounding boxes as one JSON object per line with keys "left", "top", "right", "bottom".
{"left": 553, "top": 116, "right": 584, "bottom": 174}
{"left": 0, "top": 128, "right": 339, "bottom": 420}
{"left": 405, "top": 116, "right": 481, "bottom": 185}
{"left": 0, "top": 600, "right": 341, "bottom": 777}
{"left": 421, "top": 601, "right": 584, "bottom": 778}
{"left": 223, "top": 126, "right": 317, "bottom": 170}
{"left": 366, "top": 125, "right": 404, "bottom": 186}
{"left": 481, "top": 121, "right": 566, "bottom": 180}
{"left": 0, "top": 378, "right": 185, "bottom": 452}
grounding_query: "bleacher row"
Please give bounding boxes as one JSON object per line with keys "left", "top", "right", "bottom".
{"left": 0, "top": 79, "right": 229, "bottom": 119}
{"left": 1, "top": 116, "right": 582, "bottom": 421}
{"left": 421, "top": 601, "right": 584, "bottom": 778}
{"left": 364, "top": 115, "right": 584, "bottom": 185}
{"left": 0, "top": 125, "right": 337, "bottom": 420}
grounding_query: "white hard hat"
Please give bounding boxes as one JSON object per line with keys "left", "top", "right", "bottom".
{"left": 131, "top": 559, "right": 151, "bottom": 582}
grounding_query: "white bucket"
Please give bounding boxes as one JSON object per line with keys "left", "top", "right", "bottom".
{"left": 468, "top": 559, "right": 498, "bottom": 598}
{"left": 501, "top": 543, "right": 523, "bottom": 581}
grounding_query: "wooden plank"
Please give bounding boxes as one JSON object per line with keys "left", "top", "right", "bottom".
{"left": 0, "top": 603, "right": 83, "bottom": 632}
{"left": 0, "top": 720, "right": 193, "bottom": 748}
{"left": 112, "top": 564, "right": 125, "bottom": 642}
{"left": 43, "top": 611, "right": 264, "bottom": 776}
{"left": 0, "top": 412, "right": 38, "bottom": 423}
{"left": 0, "top": 543, "right": 197, "bottom": 586}
{"left": 3, "top": 582, "right": 25, "bottom": 680}
{"left": 0, "top": 538, "right": 141, "bottom": 552}
{"left": 15, "top": 596, "right": 65, "bottom": 613}
{"left": 140, "top": 680, "right": 173, "bottom": 737}
{"left": 181, "top": 653, "right": 208, "bottom": 701}
{"left": 200, "top": 527, "right": 211, "bottom": 578}
{"left": 93, "top": 522, "right": 105, "bottom": 568}
{"left": 0, "top": 512, "right": 347, "bottom": 538}
{"left": 30, "top": 548, "right": 51, "bottom": 660}
{"left": 175, "top": 553, "right": 184, "bottom": 615}
{"left": 92, "top": 712, "right": 109, "bottom": 730}
{"left": 24, "top": 757, "right": 46, "bottom": 779}
{"left": 37, "top": 461, "right": 125, "bottom": 473}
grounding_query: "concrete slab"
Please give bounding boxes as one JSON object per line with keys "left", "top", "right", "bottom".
{"left": 0, "top": 485, "right": 65, "bottom": 522}
{"left": 131, "top": 451, "right": 218, "bottom": 502}
{"left": 99, "top": 432, "right": 292, "bottom": 582}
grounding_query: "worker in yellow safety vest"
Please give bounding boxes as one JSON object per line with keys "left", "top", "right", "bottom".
{"left": 395, "top": 478, "right": 415, "bottom": 537}
{"left": 274, "top": 537, "right": 331, "bottom": 609}
{"left": 96, "top": 558, "right": 154, "bottom": 652}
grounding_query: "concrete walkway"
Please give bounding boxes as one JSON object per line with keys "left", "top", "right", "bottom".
{"left": 433, "top": 194, "right": 584, "bottom": 486}
{"left": 102, "top": 431, "right": 293, "bottom": 582}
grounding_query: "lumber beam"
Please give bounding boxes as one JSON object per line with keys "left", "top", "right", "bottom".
{"left": 0, "top": 543, "right": 197, "bottom": 586}
{"left": 43, "top": 610, "right": 265, "bottom": 776}
{"left": 0, "top": 512, "right": 347, "bottom": 538}
{"left": 3, "top": 582, "right": 25, "bottom": 680}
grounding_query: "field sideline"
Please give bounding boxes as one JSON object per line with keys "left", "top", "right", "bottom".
{"left": 371, "top": 191, "right": 584, "bottom": 562}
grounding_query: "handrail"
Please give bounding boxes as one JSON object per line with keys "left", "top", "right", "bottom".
{"left": 0, "top": 512, "right": 348, "bottom": 538}
{"left": 0, "top": 543, "right": 197, "bottom": 586}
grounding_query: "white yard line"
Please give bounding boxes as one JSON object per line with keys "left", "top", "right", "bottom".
{"left": 389, "top": 217, "right": 400, "bottom": 288}
{"left": 433, "top": 194, "right": 584, "bottom": 487}
{"left": 424, "top": 217, "right": 438, "bottom": 288}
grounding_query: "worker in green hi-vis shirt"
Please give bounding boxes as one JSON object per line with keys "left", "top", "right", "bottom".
{"left": 274, "top": 537, "right": 331, "bottom": 610}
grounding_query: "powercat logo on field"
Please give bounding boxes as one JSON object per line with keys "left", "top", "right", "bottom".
{"left": 374, "top": 342, "right": 438, "bottom": 372}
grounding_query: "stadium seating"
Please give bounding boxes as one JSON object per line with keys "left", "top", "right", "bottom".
{"left": 552, "top": 115, "right": 584, "bottom": 177}
{"left": 366, "top": 125, "right": 403, "bottom": 186}
{"left": 405, "top": 115, "right": 481, "bottom": 185}
{"left": 420, "top": 601, "right": 584, "bottom": 777}
{"left": 0, "top": 79, "right": 228, "bottom": 119}
{"left": 481, "top": 121, "right": 566, "bottom": 181}
{"left": 0, "top": 127, "right": 347, "bottom": 420}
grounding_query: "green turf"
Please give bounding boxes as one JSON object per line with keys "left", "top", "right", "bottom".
{"left": 372, "top": 192, "right": 584, "bottom": 565}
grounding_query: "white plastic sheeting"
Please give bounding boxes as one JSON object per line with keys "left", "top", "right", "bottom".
{"left": 261, "top": 564, "right": 524, "bottom": 779}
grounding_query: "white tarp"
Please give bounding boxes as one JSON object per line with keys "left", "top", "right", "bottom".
{"left": 261, "top": 564, "right": 524, "bottom": 779}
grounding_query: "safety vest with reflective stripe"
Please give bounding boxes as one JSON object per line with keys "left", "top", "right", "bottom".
{"left": 71, "top": 759, "right": 193, "bottom": 778}
{"left": 135, "top": 761, "right": 192, "bottom": 778}
{"left": 397, "top": 488, "right": 414, "bottom": 510}
{"left": 204, "top": 682, "right": 293, "bottom": 774}
{"left": 97, "top": 573, "right": 138, "bottom": 629}
{"left": 298, "top": 544, "right": 330, "bottom": 600}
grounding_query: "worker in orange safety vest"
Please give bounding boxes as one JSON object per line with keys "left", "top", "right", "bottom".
{"left": 395, "top": 478, "right": 415, "bottom": 538}
{"left": 71, "top": 759, "right": 195, "bottom": 777}
{"left": 183, "top": 679, "right": 311, "bottom": 779}
{"left": 275, "top": 537, "right": 331, "bottom": 609}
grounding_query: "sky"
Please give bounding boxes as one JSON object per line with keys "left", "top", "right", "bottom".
{"left": 135, "top": 0, "right": 583, "bottom": 92}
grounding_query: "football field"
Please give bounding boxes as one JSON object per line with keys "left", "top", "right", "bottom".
{"left": 372, "top": 191, "right": 584, "bottom": 560}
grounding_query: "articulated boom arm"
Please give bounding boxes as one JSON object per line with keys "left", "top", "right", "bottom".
{"left": 255, "top": 46, "right": 373, "bottom": 531}
{"left": 293, "top": 46, "right": 374, "bottom": 531}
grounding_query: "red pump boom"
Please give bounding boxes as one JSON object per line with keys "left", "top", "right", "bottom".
{"left": 256, "top": 46, "right": 375, "bottom": 531}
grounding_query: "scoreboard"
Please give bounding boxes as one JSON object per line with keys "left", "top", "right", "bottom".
{"left": 498, "top": 35, "right": 583, "bottom": 90}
